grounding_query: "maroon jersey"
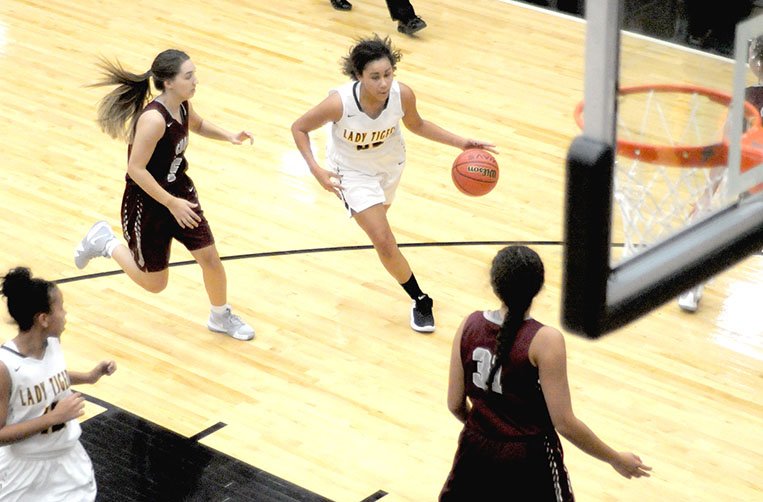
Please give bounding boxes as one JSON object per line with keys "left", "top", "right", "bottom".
{"left": 120, "top": 100, "right": 214, "bottom": 273}
{"left": 441, "top": 311, "right": 574, "bottom": 501}
{"left": 460, "top": 311, "right": 554, "bottom": 439}
{"left": 746, "top": 86, "right": 763, "bottom": 119}
{"left": 127, "top": 100, "right": 189, "bottom": 191}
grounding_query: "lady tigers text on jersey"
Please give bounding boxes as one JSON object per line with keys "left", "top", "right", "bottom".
{"left": 342, "top": 126, "right": 397, "bottom": 150}
{"left": 0, "top": 338, "right": 81, "bottom": 456}
{"left": 18, "top": 369, "right": 70, "bottom": 406}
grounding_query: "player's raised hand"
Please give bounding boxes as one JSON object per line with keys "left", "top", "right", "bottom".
{"left": 90, "top": 360, "right": 117, "bottom": 382}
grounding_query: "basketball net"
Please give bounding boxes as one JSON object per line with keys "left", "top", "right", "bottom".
{"left": 576, "top": 84, "right": 763, "bottom": 262}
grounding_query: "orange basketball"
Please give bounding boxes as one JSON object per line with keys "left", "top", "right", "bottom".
{"left": 451, "top": 149, "right": 499, "bottom": 196}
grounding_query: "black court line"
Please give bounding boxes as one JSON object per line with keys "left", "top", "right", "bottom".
{"left": 59, "top": 241, "right": 763, "bottom": 284}
{"left": 189, "top": 421, "right": 228, "bottom": 442}
{"left": 81, "top": 392, "right": 117, "bottom": 416}
{"left": 359, "top": 490, "right": 388, "bottom": 501}
{"left": 66, "top": 238, "right": 763, "bottom": 286}
{"left": 58, "top": 239, "right": 760, "bottom": 285}
{"left": 56, "top": 240, "right": 567, "bottom": 284}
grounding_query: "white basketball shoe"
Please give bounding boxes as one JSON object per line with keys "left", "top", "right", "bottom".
{"left": 207, "top": 307, "right": 255, "bottom": 341}
{"left": 678, "top": 284, "right": 704, "bottom": 313}
{"left": 74, "top": 221, "right": 117, "bottom": 269}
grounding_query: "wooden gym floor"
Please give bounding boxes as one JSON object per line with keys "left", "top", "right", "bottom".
{"left": 0, "top": 0, "right": 761, "bottom": 500}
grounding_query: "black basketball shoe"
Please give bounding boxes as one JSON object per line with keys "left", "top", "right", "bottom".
{"left": 411, "top": 294, "right": 435, "bottom": 333}
{"left": 397, "top": 16, "right": 427, "bottom": 36}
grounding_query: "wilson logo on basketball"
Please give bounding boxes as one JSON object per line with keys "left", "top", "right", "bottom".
{"left": 466, "top": 165, "right": 497, "bottom": 178}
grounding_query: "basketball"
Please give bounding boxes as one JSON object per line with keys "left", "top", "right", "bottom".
{"left": 451, "top": 149, "right": 499, "bottom": 196}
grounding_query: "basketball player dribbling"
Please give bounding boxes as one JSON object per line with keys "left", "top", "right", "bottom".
{"left": 74, "top": 49, "right": 255, "bottom": 341}
{"left": 440, "top": 246, "right": 650, "bottom": 501}
{"left": 0, "top": 267, "right": 117, "bottom": 501}
{"left": 291, "top": 35, "right": 495, "bottom": 333}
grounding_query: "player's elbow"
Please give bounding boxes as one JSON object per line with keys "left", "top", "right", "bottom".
{"left": 447, "top": 400, "right": 460, "bottom": 416}
{"left": 290, "top": 127, "right": 303, "bottom": 146}
{"left": 126, "top": 163, "right": 145, "bottom": 181}
{"left": 404, "top": 120, "right": 424, "bottom": 136}
{"left": 552, "top": 413, "right": 579, "bottom": 440}
{"left": 447, "top": 395, "right": 466, "bottom": 417}
{"left": 290, "top": 119, "right": 305, "bottom": 136}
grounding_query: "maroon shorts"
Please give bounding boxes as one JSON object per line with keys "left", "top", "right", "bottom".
{"left": 439, "top": 427, "right": 574, "bottom": 501}
{"left": 120, "top": 176, "right": 214, "bottom": 272}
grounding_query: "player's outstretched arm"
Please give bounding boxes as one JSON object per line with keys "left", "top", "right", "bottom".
{"left": 399, "top": 83, "right": 497, "bottom": 153}
{"left": 532, "top": 326, "right": 652, "bottom": 479}
{"left": 188, "top": 102, "right": 253, "bottom": 144}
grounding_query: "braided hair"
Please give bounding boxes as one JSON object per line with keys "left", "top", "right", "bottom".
{"left": 1, "top": 267, "right": 55, "bottom": 332}
{"left": 485, "top": 245, "right": 545, "bottom": 390}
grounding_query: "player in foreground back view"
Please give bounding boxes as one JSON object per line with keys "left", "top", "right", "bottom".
{"left": 440, "top": 246, "right": 650, "bottom": 500}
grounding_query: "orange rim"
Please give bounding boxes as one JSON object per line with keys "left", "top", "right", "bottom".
{"left": 574, "top": 84, "right": 763, "bottom": 168}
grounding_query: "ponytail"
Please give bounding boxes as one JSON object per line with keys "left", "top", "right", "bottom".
{"left": 90, "top": 49, "right": 190, "bottom": 142}
{"left": 91, "top": 58, "right": 153, "bottom": 142}
{"left": 486, "top": 298, "right": 531, "bottom": 390}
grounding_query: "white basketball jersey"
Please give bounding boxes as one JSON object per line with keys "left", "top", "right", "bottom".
{"left": 0, "top": 338, "right": 81, "bottom": 457}
{"left": 327, "top": 80, "right": 406, "bottom": 172}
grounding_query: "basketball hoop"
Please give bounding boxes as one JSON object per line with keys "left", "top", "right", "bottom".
{"left": 575, "top": 84, "right": 763, "bottom": 168}
{"left": 574, "top": 84, "right": 763, "bottom": 259}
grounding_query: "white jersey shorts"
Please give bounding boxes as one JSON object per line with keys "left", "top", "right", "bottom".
{"left": 0, "top": 441, "right": 96, "bottom": 502}
{"left": 331, "top": 160, "right": 405, "bottom": 215}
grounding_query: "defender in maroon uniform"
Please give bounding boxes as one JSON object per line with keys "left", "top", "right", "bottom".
{"left": 121, "top": 99, "right": 212, "bottom": 273}
{"left": 74, "top": 49, "right": 255, "bottom": 341}
{"left": 440, "top": 246, "right": 650, "bottom": 501}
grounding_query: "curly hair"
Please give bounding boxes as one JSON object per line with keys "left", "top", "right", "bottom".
{"left": 1, "top": 267, "right": 55, "bottom": 332}
{"left": 341, "top": 34, "right": 402, "bottom": 80}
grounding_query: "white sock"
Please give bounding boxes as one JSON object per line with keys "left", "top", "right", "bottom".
{"left": 104, "top": 239, "right": 120, "bottom": 258}
{"left": 211, "top": 304, "right": 231, "bottom": 315}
